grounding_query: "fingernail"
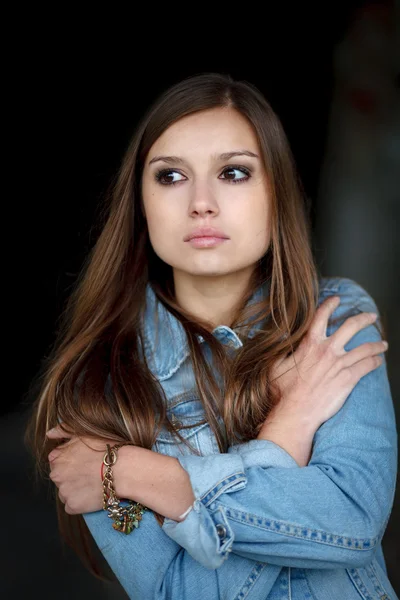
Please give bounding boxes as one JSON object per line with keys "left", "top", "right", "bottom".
{"left": 368, "top": 312, "right": 378, "bottom": 320}
{"left": 383, "top": 341, "right": 388, "bottom": 349}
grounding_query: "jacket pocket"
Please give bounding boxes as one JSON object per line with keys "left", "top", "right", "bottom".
{"left": 154, "top": 392, "right": 220, "bottom": 458}
{"left": 346, "top": 557, "right": 397, "bottom": 599}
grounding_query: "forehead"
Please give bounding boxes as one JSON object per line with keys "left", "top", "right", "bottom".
{"left": 148, "top": 107, "right": 259, "bottom": 157}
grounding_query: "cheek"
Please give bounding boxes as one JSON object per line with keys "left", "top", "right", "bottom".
{"left": 142, "top": 191, "right": 165, "bottom": 237}
{"left": 143, "top": 201, "right": 181, "bottom": 260}
{"left": 146, "top": 218, "right": 167, "bottom": 255}
{"left": 146, "top": 205, "right": 178, "bottom": 242}
{"left": 142, "top": 181, "right": 178, "bottom": 225}
{"left": 143, "top": 187, "right": 185, "bottom": 239}
{"left": 241, "top": 192, "right": 271, "bottom": 243}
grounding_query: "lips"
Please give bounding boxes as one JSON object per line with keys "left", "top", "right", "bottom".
{"left": 184, "top": 227, "right": 229, "bottom": 242}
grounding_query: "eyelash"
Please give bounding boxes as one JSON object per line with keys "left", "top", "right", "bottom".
{"left": 154, "top": 165, "right": 251, "bottom": 186}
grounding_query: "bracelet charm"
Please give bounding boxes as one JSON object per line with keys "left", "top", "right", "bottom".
{"left": 102, "top": 444, "right": 147, "bottom": 535}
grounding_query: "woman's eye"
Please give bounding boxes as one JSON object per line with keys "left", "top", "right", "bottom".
{"left": 155, "top": 169, "right": 185, "bottom": 185}
{"left": 219, "top": 166, "right": 250, "bottom": 183}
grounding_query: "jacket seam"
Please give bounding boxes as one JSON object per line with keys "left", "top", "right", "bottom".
{"left": 346, "top": 568, "right": 375, "bottom": 599}
{"left": 318, "top": 277, "right": 341, "bottom": 293}
{"left": 367, "top": 561, "right": 391, "bottom": 599}
{"left": 166, "top": 389, "right": 203, "bottom": 408}
{"left": 303, "top": 571, "right": 318, "bottom": 600}
{"left": 233, "top": 563, "right": 268, "bottom": 600}
{"left": 201, "top": 473, "right": 247, "bottom": 507}
{"left": 222, "top": 507, "right": 379, "bottom": 551}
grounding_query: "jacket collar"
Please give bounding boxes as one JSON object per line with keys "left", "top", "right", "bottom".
{"left": 141, "top": 281, "right": 270, "bottom": 381}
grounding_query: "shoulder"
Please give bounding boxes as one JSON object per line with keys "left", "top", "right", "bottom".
{"left": 318, "top": 276, "right": 383, "bottom": 343}
{"left": 318, "top": 276, "right": 379, "bottom": 314}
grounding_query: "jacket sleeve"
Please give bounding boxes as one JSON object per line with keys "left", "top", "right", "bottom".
{"left": 82, "top": 439, "right": 295, "bottom": 596}
{"left": 162, "top": 279, "right": 398, "bottom": 571}
{"left": 83, "top": 508, "right": 282, "bottom": 599}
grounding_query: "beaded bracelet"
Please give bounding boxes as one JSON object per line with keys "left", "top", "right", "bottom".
{"left": 102, "top": 444, "right": 147, "bottom": 535}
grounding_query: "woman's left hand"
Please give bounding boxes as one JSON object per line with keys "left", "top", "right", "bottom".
{"left": 46, "top": 425, "right": 112, "bottom": 514}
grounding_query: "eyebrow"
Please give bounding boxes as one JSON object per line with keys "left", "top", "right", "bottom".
{"left": 148, "top": 150, "right": 259, "bottom": 167}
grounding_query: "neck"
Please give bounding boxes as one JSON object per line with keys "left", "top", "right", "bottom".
{"left": 172, "top": 267, "right": 255, "bottom": 331}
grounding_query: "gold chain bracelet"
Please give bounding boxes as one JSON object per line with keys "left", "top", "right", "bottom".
{"left": 102, "top": 443, "right": 147, "bottom": 535}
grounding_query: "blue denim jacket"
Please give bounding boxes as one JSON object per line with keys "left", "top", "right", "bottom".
{"left": 84, "top": 277, "right": 398, "bottom": 599}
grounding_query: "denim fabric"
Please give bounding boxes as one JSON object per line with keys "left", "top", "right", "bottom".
{"left": 84, "top": 277, "right": 398, "bottom": 599}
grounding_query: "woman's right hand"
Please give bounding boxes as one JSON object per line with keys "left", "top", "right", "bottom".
{"left": 265, "top": 295, "right": 388, "bottom": 433}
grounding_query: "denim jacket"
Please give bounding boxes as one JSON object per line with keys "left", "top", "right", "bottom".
{"left": 84, "top": 277, "right": 398, "bottom": 600}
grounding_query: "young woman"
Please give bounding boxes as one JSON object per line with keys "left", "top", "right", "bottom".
{"left": 26, "top": 73, "right": 398, "bottom": 599}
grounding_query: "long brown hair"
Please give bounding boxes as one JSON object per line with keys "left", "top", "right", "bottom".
{"left": 26, "top": 72, "right": 323, "bottom": 578}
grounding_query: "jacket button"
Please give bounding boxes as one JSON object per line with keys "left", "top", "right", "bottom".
{"left": 216, "top": 524, "right": 227, "bottom": 539}
{"left": 171, "top": 414, "right": 182, "bottom": 428}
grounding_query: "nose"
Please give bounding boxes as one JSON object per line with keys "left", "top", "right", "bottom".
{"left": 188, "top": 182, "right": 220, "bottom": 218}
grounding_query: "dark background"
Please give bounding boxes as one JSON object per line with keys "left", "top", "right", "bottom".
{"left": 4, "top": 2, "right": 399, "bottom": 598}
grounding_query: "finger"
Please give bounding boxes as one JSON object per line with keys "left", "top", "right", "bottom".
{"left": 58, "top": 490, "right": 66, "bottom": 504}
{"left": 308, "top": 296, "right": 341, "bottom": 340}
{"left": 345, "top": 354, "right": 383, "bottom": 387}
{"left": 65, "top": 503, "right": 76, "bottom": 515}
{"left": 46, "top": 425, "right": 73, "bottom": 439}
{"left": 48, "top": 450, "right": 61, "bottom": 462}
{"left": 49, "top": 468, "right": 59, "bottom": 484}
{"left": 329, "top": 311, "right": 378, "bottom": 350}
{"left": 48, "top": 436, "right": 75, "bottom": 462}
{"left": 341, "top": 340, "right": 388, "bottom": 367}
{"left": 56, "top": 438, "right": 75, "bottom": 449}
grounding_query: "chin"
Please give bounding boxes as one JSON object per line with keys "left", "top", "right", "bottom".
{"left": 191, "top": 269, "right": 228, "bottom": 277}
{"left": 182, "top": 263, "right": 239, "bottom": 277}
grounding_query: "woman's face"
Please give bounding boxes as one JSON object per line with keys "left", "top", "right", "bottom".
{"left": 142, "top": 107, "right": 271, "bottom": 281}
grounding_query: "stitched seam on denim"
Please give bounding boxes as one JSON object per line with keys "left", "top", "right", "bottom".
{"left": 368, "top": 562, "right": 391, "bottom": 599}
{"left": 302, "top": 571, "right": 318, "bottom": 600}
{"left": 201, "top": 473, "right": 246, "bottom": 506}
{"left": 378, "top": 481, "right": 397, "bottom": 542}
{"left": 223, "top": 508, "right": 379, "bottom": 550}
{"left": 168, "top": 390, "right": 203, "bottom": 408}
{"left": 318, "top": 276, "right": 341, "bottom": 293}
{"left": 144, "top": 312, "right": 190, "bottom": 381}
{"left": 233, "top": 563, "right": 267, "bottom": 600}
{"left": 156, "top": 421, "right": 209, "bottom": 443}
{"left": 158, "top": 349, "right": 191, "bottom": 380}
{"left": 347, "top": 569, "right": 375, "bottom": 600}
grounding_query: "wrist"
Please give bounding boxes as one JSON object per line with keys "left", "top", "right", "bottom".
{"left": 112, "top": 444, "right": 138, "bottom": 499}
{"left": 111, "top": 445, "right": 195, "bottom": 520}
{"left": 257, "top": 412, "right": 316, "bottom": 467}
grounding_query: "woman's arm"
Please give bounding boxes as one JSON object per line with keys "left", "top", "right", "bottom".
{"left": 48, "top": 440, "right": 285, "bottom": 598}
{"left": 49, "top": 279, "right": 396, "bottom": 573}
{"left": 83, "top": 508, "right": 282, "bottom": 600}
{"left": 115, "top": 280, "right": 397, "bottom": 571}
{"left": 160, "top": 280, "right": 397, "bottom": 570}
{"left": 113, "top": 415, "right": 316, "bottom": 521}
